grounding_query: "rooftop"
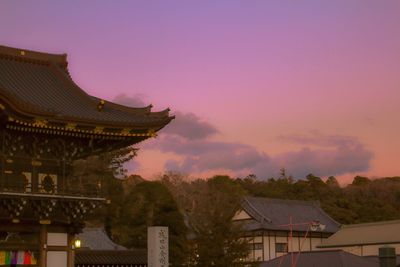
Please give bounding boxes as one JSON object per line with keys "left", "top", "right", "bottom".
{"left": 259, "top": 250, "right": 378, "bottom": 267}
{"left": 77, "top": 228, "right": 126, "bottom": 250}
{"left": 318, "top": 220, "right": 400, "bottom": 248}
{"left": 0, "top": 45, "right": 173, "bottom": 136}
{"left": 239, "top": 197, "right": 340, "bottom": 233}
{"left": 75, "top": 228, "right": 146, "bottom": 266}
{"left": 75, "top": 250, "right": 147, "bottom": 266}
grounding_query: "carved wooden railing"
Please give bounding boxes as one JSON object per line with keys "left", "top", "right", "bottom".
{"left": 0, "top": 180, "right": 102, "bottom": 198}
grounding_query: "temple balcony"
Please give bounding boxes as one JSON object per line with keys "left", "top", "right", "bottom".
{"left": 0, "top": 176, "right": 104, "bottom": 199}
{"left": 0, "top": 179, "right": 105, "bottom": 225}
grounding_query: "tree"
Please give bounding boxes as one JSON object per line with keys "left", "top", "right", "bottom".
{"left": 351, "top": 176, "right": 371, "bottom": 186}
{"left": 162, "top": 174, "right": 250, "bottom": 266}
{"left": 326, "top": 176, "right": 339, "bottom": 187}
{"left": 109, "top": 180, "right": 188, "bottom": 266}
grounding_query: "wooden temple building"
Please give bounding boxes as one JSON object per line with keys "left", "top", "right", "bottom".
{"left": 0, "top": 45, "right": 173, "bottom": 267}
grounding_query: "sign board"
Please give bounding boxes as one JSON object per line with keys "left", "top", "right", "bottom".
{"left": 148, "top": 226, "right": 169, "bottom": 267}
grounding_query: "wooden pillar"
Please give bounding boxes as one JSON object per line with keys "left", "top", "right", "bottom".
{"left": 39, "top": 224, "right": 47, "bottom": 267}
{"left": 67, "top": 233, "right": 75, "bottom": 267}
{"left": 1, "top": 129, "right": 5, "bottom": 191}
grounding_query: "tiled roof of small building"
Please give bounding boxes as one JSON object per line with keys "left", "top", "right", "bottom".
{"left": 319, "top": 220, "right": 400, "bottom": 248}
{"left": 240, "top": 197, "right": 340, "bottom": 233}
{"left": 75, "top": 228, "right": 147, "bottom": 266}
{"left": 0, "top": 45, "right": 173, "bottom": 132}
{"left": 259, "top": 250, "right": 378, "bottom": 267}
{"left": 75, "top": 250, "right": 147, "bottom": 265}
{"left": 77, "top": 228, "right": 126, "bottom": 250}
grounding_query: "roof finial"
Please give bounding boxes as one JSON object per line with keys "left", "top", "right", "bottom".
{"left": 97, "top": 99, "right": 105, "bottom": 111}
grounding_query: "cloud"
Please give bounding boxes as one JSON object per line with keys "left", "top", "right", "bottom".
{"left": 273, "top": 141, "right": 373, "bottom": 178}
{"left": 115, "top": 94, "right": 373, "bottom": 179}
{"left": 148, "top": 132, "right": 373, "bottom": 179}
{"left": 277, "top": 131, "right": 360, "bottom": 148}
{"left": 113, "top": 93, "right": 148, "bottom": 107}
{"left": 149, "top": 135, "right": 273, "bottom": 174}
{"left": 162, "top": 111, "right": 219, "bottom": 140}
{"left": 114, "top": 95, "right": 218, "bottom": 140}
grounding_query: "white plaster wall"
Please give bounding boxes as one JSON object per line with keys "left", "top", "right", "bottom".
{"left": 253, "top": 236, "right": 262, "bottom": 243}
{"left": 232, "top": 210, "right": 252, "bottom": 220}
{"left": 263, "top": 236, "right": 270, "bottom": 261}
{"left": 47, "top": 233, "right": 68, "bottom": 246}
{"left": 47, "top": 251, "right": 67, "bottom": 267}
{"left": 289, "top": 236, "right": 300, "bottom": 252}
{"left": 254, "top": 250, "right": 263, "bottom": 261}
{"left": 269, "top": 234, "right": 276, "bottom": 259}
{"left": 310, "top": 237, "right": 322, "bottom": 250}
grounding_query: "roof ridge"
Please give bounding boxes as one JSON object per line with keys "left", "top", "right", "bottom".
{"left": 341, "top": 219, "right": 400, "bottom": 228}
{"left": 242, "top": 197, "right": 272, "bottom": 223}
{"left": 76, "top": 249, "right": 147, "bottom": 253}
{"left": 0, "top": 45, "right": 67, "bottom": 66}
{"left": 314, "top": 204, "right": 342, "bottom": 227}
{"left": 92, "top": 96, "right": 153, "bottom": 115}
{"left": 245, "top": 196, "right": 319, "bottom": 206}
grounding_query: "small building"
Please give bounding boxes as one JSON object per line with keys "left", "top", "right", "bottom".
{"left": 75, "top": 250, "right": 147, "bottom": 267}
{"left": 75, "top": 228, "right": 147, "bottom": 267}
{"left": 0, "top": 45, "right": 172, "bottom": 267}
{"left": 76, "top": 228, "right": 126, "bottom": 251}
{"left": 258, "top": 250, "right": 378, "bottom": 267}
{"left": 233, "top": 197, "right": 340, "bottom": 262}
{"left": 318, "top": 220, "right": 400, "bottom": 256}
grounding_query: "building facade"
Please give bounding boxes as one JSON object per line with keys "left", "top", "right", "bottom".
{"left": 233, "top": 197, "right": 340, "bottom": 262}
{"left": 0, "top": 45, "right": 172, "bottom": 267}
{"left": 318, "top": 220, "right": 400, "bottom": 257}
{"left": 258, "top": 250, "right": 378, "bottom": 267}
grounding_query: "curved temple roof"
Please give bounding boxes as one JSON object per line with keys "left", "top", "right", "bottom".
{"left": 0, "top": 45, "right": 174, "bottom": 135}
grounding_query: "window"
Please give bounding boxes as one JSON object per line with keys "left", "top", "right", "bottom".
{"left": 248, "top": 243, "right": 263, "bottom": 251}
{"left": 275, "top": 243, "right": 288, "bottom": 253}
{"left": 39, "top": 173, "right": 57, "bottom": 194}
{"left": 254, "top": 243, "right": 263, "bottom": 250}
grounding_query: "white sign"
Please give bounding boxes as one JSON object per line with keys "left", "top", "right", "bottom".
{"left": 148, "top": 226, "right": 169, "bottom": 267}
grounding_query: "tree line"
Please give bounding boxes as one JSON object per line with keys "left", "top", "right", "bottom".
{"left": 84, "top": 170, "right": 400, "bottom": 266}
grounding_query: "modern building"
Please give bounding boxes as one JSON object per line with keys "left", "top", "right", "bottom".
{"left": 318, "top": 220, "right": 400, "bottom": 256}
{"left": 0, "top": 45, "right": 172, "bottom": 267}
{"left": 233, "top": 197, "right": 340, "bottom": 262}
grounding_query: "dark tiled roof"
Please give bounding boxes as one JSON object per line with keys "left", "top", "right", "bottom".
{"left": 77, "top": 228, "right": 126, "bottom": 250}
{"left": 365, "top": 255, "right": 400, "bottom": 266}
{"left": 0, "top": 45, "right": 173, "bottom": 130}
{"left": 240, "top": 197, "right": 340, "bottom": 233}
{"left": 259, "top": 250, "right": 378, "bottom": 267}
{"left": 75, "top": 250, "right": 147, "bottom": 265}
{"left": 75, "top": 228, "right": 147, "bottom": 266}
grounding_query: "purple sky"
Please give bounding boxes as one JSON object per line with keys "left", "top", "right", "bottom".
{"left": 1, "top": 1, "right": 400, "bottom": 182}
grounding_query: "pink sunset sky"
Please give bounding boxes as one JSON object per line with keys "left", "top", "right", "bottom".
{"left": 1, "top": 1, "right": 399, "bottom": 183}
